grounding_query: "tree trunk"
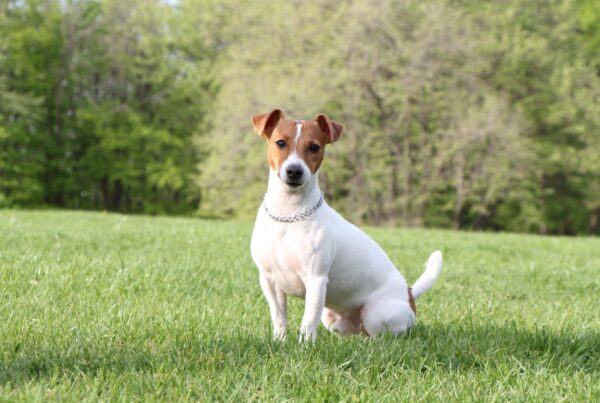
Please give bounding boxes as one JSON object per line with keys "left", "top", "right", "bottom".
{"left": 454, "top": 151, "right": 465, "bottom": 229}
{"left": 590, "top": 209, "right": 598, "bottom": 233}
{"left": 113, "top": 180, "right": 123, "bottom": 211}
{"left": 402, "top": 130, "right": 411, "bottom": 226}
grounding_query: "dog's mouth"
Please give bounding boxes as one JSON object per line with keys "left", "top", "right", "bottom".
{"left": 278, "top": 166, "right": 309, "bottom": 190}
{"left": 281, "top": 176, "right": 306, "bottom": 189}
{"left": 286, "top": 181, "right": 303, "bottom": 189}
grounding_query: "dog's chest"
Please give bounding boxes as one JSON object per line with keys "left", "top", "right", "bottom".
{"left": 251, "top": 221, "right": 319, "bottom": 298}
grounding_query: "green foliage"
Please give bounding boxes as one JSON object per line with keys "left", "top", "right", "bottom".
{"left": 1, "top": 210, "right": 599, "bottom": 399}
{"left": 197, "top": 0, "right": 600, "bottom": 234}
{"left": 0, "top": 76, "right": 44, "bottom": 207}
{"left": 1, "top": 0, "right": 598, "bottom": 233}
{"left": 0, "top": 0, "right": 215, "bottom": 213}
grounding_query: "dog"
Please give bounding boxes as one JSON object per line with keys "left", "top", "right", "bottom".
{"left": 250, "top": 109, "right": 443, "bottom": 342}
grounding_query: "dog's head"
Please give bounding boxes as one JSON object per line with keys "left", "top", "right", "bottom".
{"left": 251, "top": 109, "right": 344, "bottom": 190}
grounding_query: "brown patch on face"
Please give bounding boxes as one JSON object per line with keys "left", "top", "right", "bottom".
{"left": 295, "top": 121, "right": 327, "bottom": 173}
{"left": 266, "top": 120, "right": 328, "bottom": 174}
{"left": 266, "top": 120, "right": 295, "bottom": 171}
{"left": 408, "top": 288, "right": 416, "bottom": 314}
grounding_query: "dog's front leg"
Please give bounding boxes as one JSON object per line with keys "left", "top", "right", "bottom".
{"left": 299, "top": 275, "right": 327, "bottom": 343}
{"left": 259, "top": 272, "right": 288, "bottom": 341}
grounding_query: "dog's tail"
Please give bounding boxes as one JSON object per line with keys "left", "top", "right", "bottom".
{"left": 411, "top": 250, "right": 443, "bottom": 299}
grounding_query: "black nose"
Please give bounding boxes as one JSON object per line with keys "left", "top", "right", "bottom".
{"left": 286, "top": 165, "right": 304, "bottom": 181}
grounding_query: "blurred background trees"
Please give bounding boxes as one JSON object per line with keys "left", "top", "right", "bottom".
{"left": 1, "top": 0, "right": 599, "bottom": 234}
{"left": 1, "top": 0, "right": 216, "bottom": 213}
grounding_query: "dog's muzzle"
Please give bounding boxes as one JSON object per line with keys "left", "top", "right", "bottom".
{"left": 279, "top": 156, "right": 310, "bottom": 189}
{"left": 286, "top": 164, "right": 304, "bottom": 186}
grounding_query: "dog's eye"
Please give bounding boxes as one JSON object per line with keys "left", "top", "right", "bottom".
{"left": 275, "top": 140, "right": 286, "bottom": 148}
{"left": 308, "top": 144, "right": 321, "bottom": 153}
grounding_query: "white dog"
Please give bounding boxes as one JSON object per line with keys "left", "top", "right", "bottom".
{"left": 250, "top": 109, "right": 443, "bottom": 342}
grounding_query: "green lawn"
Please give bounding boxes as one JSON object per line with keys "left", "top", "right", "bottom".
{"left": 1, "top": 210, "right": 599, "bottom": 401}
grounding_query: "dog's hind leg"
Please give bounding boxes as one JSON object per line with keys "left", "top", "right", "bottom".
{"left": 321, "top": 307, "right": 340, "bottom": 330}
{"left": 360, "top": 298, "right": 416, "bottom": 337}
{"left": 322, "top": 307, "right": 363, "bottom": 335}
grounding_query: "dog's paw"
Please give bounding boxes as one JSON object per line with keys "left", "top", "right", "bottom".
{"left": 273, "top": 327, "right": 287, "bottom": 342}
{"left": 298, "top": 325, "right": 317, "bottom": 343}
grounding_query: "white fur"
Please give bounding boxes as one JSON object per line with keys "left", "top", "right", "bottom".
{"left": 277, "top": 121, "right": 311, "bottom": 189}
{"left": 278, "top": 153, "right": 310, "bottom": 188}
{"left": 412, "top": 251, "right": 443, "bottom": 298}
{"left": 251, "top": 162, "right": 442, "bottom": 343}
{"left": 294, "top": 120, "right": 303, "bottom": 150}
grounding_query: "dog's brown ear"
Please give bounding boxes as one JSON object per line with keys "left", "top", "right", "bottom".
{"left": 251, "top": 109, "right": 284, "bottom": 139}
{"left": 315, "top": 114, "right": 344, "bottom": 144}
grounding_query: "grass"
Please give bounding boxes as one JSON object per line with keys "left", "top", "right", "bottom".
{"left": 0, "top": 210, "right": 599, "bottom": 401}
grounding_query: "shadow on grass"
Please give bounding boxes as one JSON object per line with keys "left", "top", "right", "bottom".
{"left": 2, "top": 321, "right": 599, "bottom": 385}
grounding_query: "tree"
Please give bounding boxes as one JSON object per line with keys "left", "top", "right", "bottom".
{"left": 1, "top": 0, "right": 218, "bottom": 213}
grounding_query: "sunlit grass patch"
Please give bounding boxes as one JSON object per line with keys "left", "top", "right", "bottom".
{"left": 1, "top": 210, "right": 599, "bottom": 400}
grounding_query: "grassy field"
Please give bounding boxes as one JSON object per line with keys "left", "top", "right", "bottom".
{"left": 0, "top": 210, "right": 599, "bottom": 401}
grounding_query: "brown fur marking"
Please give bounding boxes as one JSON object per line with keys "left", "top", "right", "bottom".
{"left": 267, "top": 120, "right": 328, "bottom": 173}
{"left": 408, "top": 287, "right": 416, "bottom": 314}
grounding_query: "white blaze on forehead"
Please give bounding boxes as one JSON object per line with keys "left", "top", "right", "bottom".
{"left": 278, "top": 120, "right": 310, "bottom": 185}
{"left": 294, "top": 120, "right": 303, "bottom": 151}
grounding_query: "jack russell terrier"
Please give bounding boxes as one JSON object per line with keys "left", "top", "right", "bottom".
{"left": 250, "top": 109, "right": 443, "bottom": 342}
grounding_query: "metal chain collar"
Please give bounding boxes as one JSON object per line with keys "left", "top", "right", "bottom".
{"left": 263, "top": 192, "right": 324, "bottom": 223}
